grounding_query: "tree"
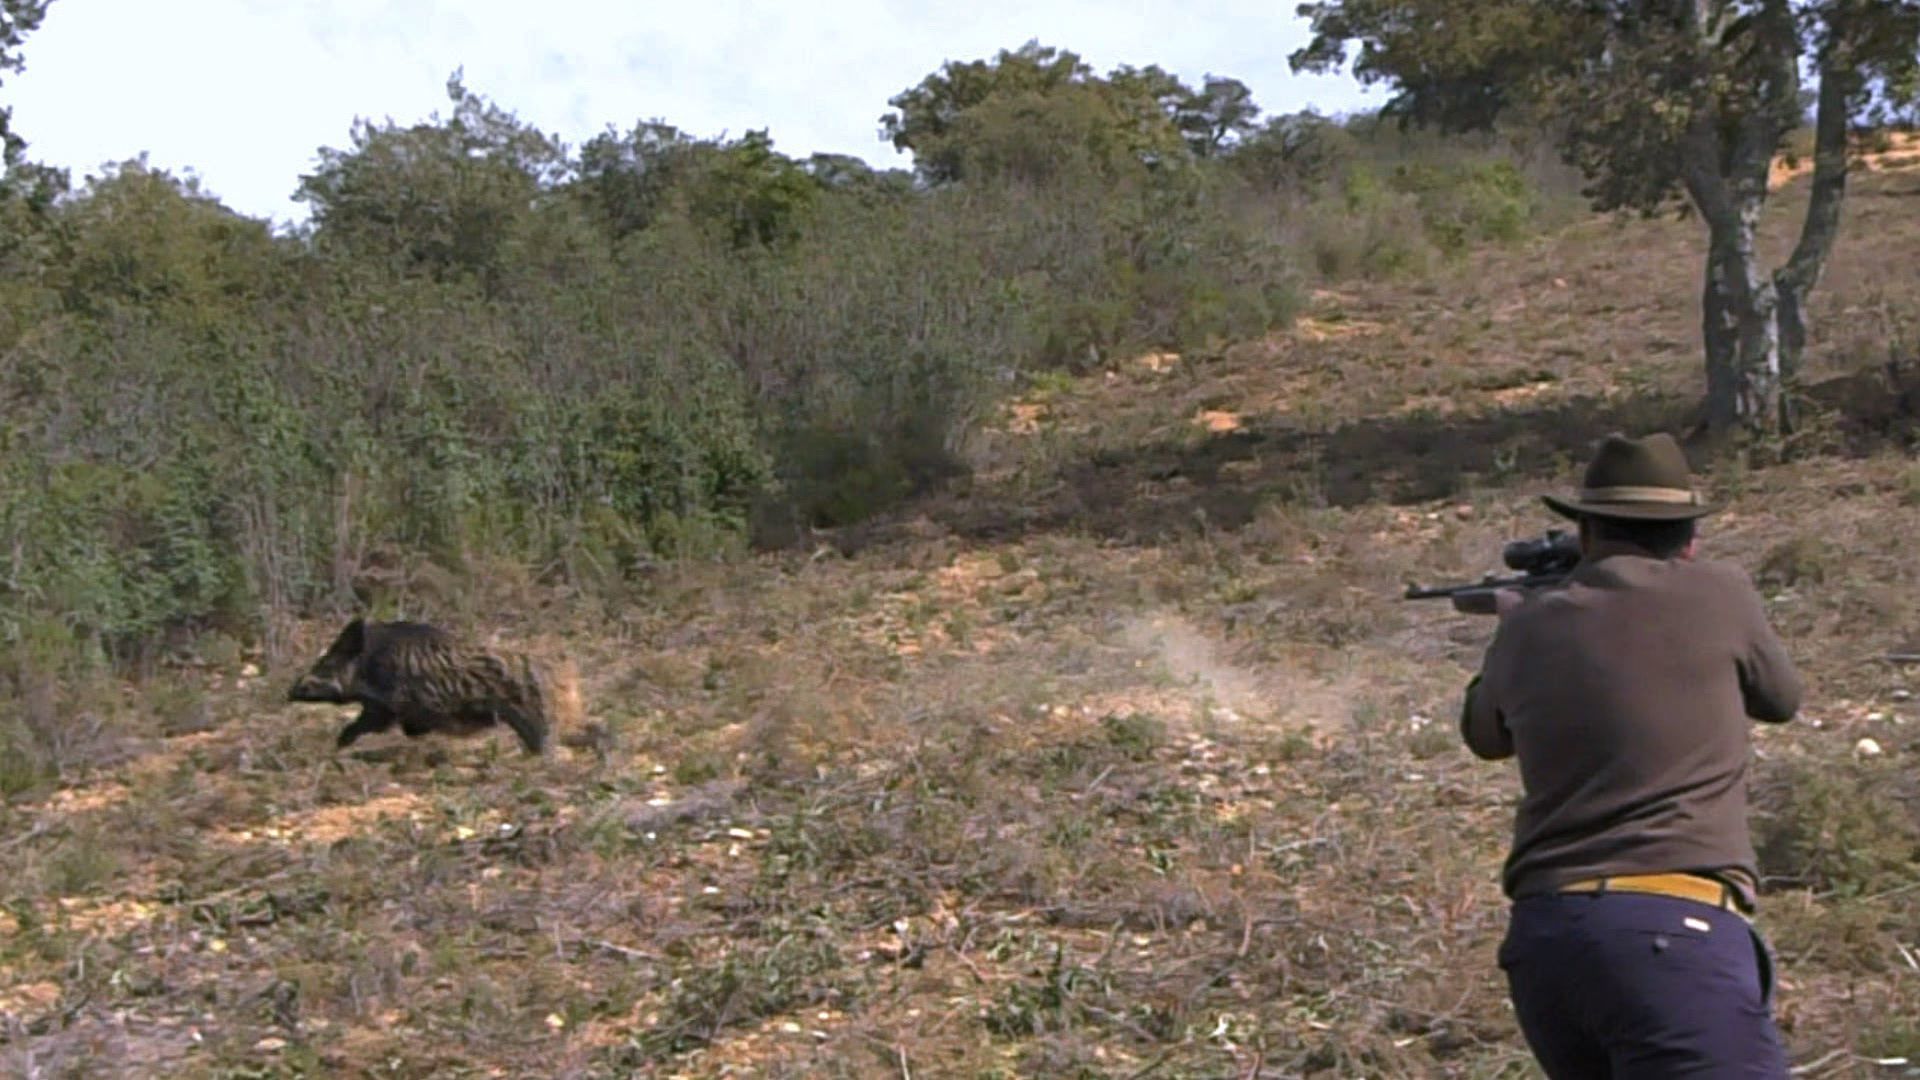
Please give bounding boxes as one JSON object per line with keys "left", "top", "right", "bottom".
{"left": 1230, "top": 110, "right": 1356, "bottom": 191}
{"left": 881, "top": 41, "right": 1195, "bottom": 184}
{"left": 0, "top": 0, "right": 51, "bottom": 171}
{"left": 0, "top": 0, "right": 64, "bottom": 232}
{"left": 295, "top": 71, "right": 570, "bottom": 287}
{"left": 1293, "top": 1, "right": 1920, "bottom": 437}
{"left": 576, "top": 123, "right": 820, "bottom": 249}
{"left": 801, "top": 152, "right": 915, "bottom": 198}
{"left": 1177, "top": 76, "right": 1262, "bottom": 158}
{"left": 679, "top": 130, "right": 819, "bottom": 249}
{"left": 57, "top": 157, "right": 283, "bottom": 320}
{"left": 576, "top": 120, "right": 701, "bottom": 241}
{"left": 882, "top": 41, "right": 1094, "bottom": 183}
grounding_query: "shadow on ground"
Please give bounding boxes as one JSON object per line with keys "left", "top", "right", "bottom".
{"left": 851, "top": 363, "right": 1920, "bottom": 551}
{"left": 928, "top": 391, "right": 1697, "bottom": 546}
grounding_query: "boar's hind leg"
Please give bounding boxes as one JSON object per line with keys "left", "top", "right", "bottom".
{"left": 337, "top": 703, "right": 396, "bottom": 748}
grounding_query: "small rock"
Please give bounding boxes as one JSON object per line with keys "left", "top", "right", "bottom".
{"left": 1453, "top": 505, "right": 1475, "bottom": 521}
{"left": 254, "top": 1037, "right": 286, "bottom": 1053}
{"left": 240, "top": 663, "right": 260, "bottom": 678}
{"left": 1855, "top": 738, "right": 1884, "bottom": 758}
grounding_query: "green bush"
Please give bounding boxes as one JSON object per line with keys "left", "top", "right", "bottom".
{"left": 1754, "top": 758, "right": 1920, "bottom": 897}
{"left": 0, "top": 91, "right": 1558, "bottom": 668}
{"left": 1391, "top": 158, "right": 1536, "bottom": 254}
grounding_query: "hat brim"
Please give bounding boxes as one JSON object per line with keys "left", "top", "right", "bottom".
{"left": 1541, "top": 493, "right": 1718, "bottom": 522}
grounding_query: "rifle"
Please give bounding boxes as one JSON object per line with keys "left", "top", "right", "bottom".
{"left": 1402, "top": 528, "right": 1583, "bottom": 603}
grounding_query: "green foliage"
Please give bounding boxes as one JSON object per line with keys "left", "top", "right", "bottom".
{"left": 1175, "top": 75, "right": 1262, "bottom": 158}
{"left": 0, "top": 0, "right": 52, "bottom": 168}
{"left": 0, "top": 56, "right": 1563, "bottom": 669}
{"left": 881, "top": 41, "right": 1191, "bottom": 185}
{"left": 1389, "top": 158, "right": 1534, "bottom": 253}
{"left": 1232, "top": 111, "right": 1359, "bottom": 193}
{"left": 882, "top": 40, "right": 1097, "bottom": 183}
{"left": 1101, "top": 712, "right": 1168, "bottom": 761}
{"left": 1292, "top": 1, "right": 1583, "bottom": 135}
{"left": 296, "top": 71, "right": 569, "bottom": 286}
{"left": 56, "top": 159, "right": 284, "bottom": 318}
{"left": 1757, "top": 534, "right": 1842, "bottom": 589}
{"left": 577, "top": 123, "right": 822, "bottom": 249}
{"left": 1756, "top": 758, "right": 1920, "bottom": 898}
{"left": 1290, "top": 3, "right": 1920, "bottom": 434}
{"left": 683, "top": 130, "right": 821, "bottom": 249}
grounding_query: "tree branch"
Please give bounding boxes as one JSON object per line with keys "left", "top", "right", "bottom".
{"left": 1669, "top": 2, "right": 1741, "bottom": 231}
{"left": 1726, "top": 0, "right": 1801, "bottom": 203}
{"left": 1679, "top": 107, "right": 1738, "bottom": 233}
{"left": 1777, "top": 34, "right": 1856, "bottom": 297}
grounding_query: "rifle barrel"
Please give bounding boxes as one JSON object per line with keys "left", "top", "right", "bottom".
{"left": 1402, "top": 572, "right": 1569, "bottom": 601}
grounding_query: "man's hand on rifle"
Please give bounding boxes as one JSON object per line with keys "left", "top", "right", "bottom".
{"left": 1452, "top": 588, "right": 1525, "bottom": 618}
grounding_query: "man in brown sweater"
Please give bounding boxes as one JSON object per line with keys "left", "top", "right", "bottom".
{"left": 1460, "top": 432, "right": 1802, "bottom": 1078}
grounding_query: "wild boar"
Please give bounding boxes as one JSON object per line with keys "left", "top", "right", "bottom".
{"left": 287, "top": 618, "right": 580, "bottom": 755}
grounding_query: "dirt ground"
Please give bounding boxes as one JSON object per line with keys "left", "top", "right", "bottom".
{"left": 4, "top": 153, "right": 1920, "bottom": 1079}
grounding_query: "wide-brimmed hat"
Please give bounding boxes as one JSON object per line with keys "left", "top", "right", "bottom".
{"left": 1541, "top": 432, "right": 1717, "bottom": 522}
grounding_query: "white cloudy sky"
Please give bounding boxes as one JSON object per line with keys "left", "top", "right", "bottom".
{"left": 7, "top": 0, "right": 1380, "bottom": 226}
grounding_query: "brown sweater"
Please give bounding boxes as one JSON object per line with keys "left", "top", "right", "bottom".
{"left": 1461, "top": 543, "right": 1803, "bottom": 901}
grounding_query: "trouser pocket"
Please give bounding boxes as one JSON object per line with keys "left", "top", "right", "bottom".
{"left": 1748, "top": 924, "right": 1776, "bottom": 1007}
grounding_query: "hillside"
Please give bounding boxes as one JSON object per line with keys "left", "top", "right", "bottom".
{"left": 4, "top": 156, "right": 1920, "bottom": 1078}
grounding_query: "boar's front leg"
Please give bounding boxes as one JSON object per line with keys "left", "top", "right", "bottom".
{"left": 337, "top": 702, "right": 396, "bottom": 748}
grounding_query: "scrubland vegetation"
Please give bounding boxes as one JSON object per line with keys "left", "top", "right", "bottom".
{"left": 3, "top": 28, "right": 1919, "bottom": 1080}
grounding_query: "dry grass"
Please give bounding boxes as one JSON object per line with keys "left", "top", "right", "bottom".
{"left": 4, "top": 162, "right": 1920, "bottom": 1080}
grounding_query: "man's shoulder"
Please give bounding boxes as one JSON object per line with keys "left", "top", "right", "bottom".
{"left": 1594, "top": 553, "right": 1757, "bottom": 591}
{"left": 1675, "top": 556, "right": 1763, "bottom": 594}
{"left": 1607, "top": 556, "right": 1770, "bottom": 624}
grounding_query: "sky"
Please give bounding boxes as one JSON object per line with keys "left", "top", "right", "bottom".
{"left": 5, "top": 0, "right": 1381, "bottom": 227}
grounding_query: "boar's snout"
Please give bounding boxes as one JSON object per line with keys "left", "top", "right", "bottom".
{"left": 288, "top": 672, "right": 345, "bottom": 703}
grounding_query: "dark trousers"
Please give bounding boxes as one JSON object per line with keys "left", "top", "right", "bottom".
{"left": 1498, "top": 892, "right": 1788, "bottom": 1078}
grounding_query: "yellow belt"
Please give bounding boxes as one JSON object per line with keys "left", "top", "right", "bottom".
{"left": 1559, "top": 872, "right": 1752, "bottom": 919}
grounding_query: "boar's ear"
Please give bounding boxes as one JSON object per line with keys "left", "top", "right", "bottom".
{"left": 337, "top": 617, "right": 368, "bottom": 653}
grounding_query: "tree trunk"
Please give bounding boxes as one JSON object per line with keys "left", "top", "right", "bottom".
{"left": 1699, "top": 198, "right": 1785, "bottom": 435}
{"left": 1686, "top": 0, "right": 1809, "bottom": 438}
{"left": 1770, "top": 36, "right": 1861, "bottom": 421}
{"left": 1701, "top": 235, "right": 1741, "bottom": 428}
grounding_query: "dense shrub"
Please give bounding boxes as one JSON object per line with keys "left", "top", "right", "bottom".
{"left": 0, "top": 83, "right": 1564, "bottom": 665}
